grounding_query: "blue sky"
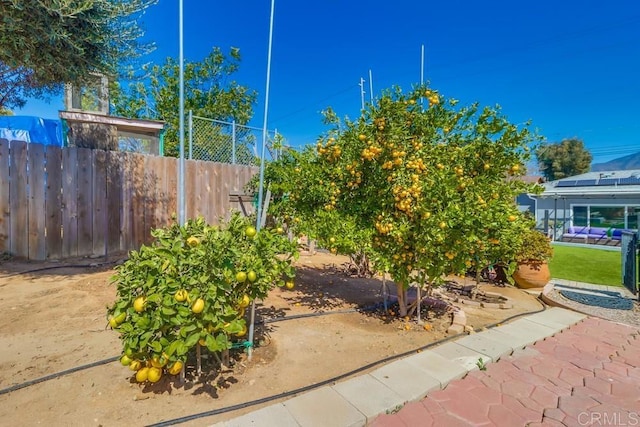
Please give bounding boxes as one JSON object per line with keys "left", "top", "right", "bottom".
{"left": 19, "top": 0, "right": 640, "bottom": 165}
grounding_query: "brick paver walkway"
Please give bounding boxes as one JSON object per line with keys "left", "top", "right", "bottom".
{"left": 371, "top": 317, "right": 640, "bottom": 426}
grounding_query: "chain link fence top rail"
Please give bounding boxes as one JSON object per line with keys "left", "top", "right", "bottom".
{"left": 189, "top": 115, "right": 280, "bottom": 165}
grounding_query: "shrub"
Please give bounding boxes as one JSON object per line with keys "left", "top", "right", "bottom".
{"left": 106, "top": 213, "right": 298, "bottom": 383}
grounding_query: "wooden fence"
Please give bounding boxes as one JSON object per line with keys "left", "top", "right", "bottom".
{"left": 0, "top": 139, "right": 257, "bottom": 260}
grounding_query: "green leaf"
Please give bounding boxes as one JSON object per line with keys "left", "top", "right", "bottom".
{"left": 185, "top": 332, "right": 199, "bottom": 348}
{"left": 161, "top": 307, "right": 176, "bottom": 316}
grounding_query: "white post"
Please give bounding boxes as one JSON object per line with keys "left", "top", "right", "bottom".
{"left": 178, "top": 0, "right": 185, "bottom": 225}
{"left": 368, "top": 69, "right": 374, "bottom": 104}
{"left": 420, "top": 44, "right": 425, "bottom": 86}
{"left": 359, "top": 77, "right": 365, "bottom": 110}
{"left": 249, "top": 0, "right": 276, "bottom": 361}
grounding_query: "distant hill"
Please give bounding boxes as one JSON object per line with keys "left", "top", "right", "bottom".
{"left": 592, "top": 151, "right": 640, "bottom": 171}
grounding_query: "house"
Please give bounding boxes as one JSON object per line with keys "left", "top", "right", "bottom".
{"left": 530, "top": 170, "right": 640, "bottom": 243}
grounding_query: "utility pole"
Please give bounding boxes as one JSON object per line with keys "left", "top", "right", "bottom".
{"left": 359, "top": 77, "right": 365, "bottom": 110}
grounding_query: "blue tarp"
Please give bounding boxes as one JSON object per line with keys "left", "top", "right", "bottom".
{"left": 0, "top": 116, "right": 63, "bottom": 147}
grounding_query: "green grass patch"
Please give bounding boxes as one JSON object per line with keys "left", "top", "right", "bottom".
{"left": 549, "top": 244, "right": 622, "bottom": 286}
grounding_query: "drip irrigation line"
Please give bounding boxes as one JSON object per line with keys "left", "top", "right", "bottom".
{"left": 0, "top": 308, "right": 366, "bottom": 397}
{"left": 147, "top": 301, "right": 548, "bottom": 427}
{"left": 0, "top": 292, "right": 547, "bottom": 421}
{"left": 261, "top": 308, "right": 359, "bottom": 324}
{"left": 0, "top": 356, "right": 120, "bottom": 397}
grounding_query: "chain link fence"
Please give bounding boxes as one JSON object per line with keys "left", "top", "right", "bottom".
{"left": 188, "top": 113, "right": 282, "bottom": 165}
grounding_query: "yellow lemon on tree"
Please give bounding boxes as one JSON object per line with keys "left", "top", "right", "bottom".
{"left": 236, "top": 324, "right": 248, "bottom": 337}
{"left": 135, "top": 367, "right": 149, "bottom": 383}
{"left": 120, "top": 355, "right": 132, "bottom": 366}
{"left": 247, "top": 271, "right": 257, "bottom": 283}
{"left": 168, "top": 361, "right": 183, "bottom": 376}
{"left": 198, "top": 337, "right": 207, "bottom": 346}
{"left": 186, "top": 236, "right": 200, "bottom": 247}
{"left": 285, "top": 280, "right": 295, "bottom": 290}
{"left": 151, "top": 356, "right": 167, "bottom": 368}
{"left": 129, "top": 360, "right": 142, "bottom": 371}
{"left": 147, "top": 367, "right": 163, "bottom": 383}
{"left": 133, "top": 296, "right": 146, "bottom": 313}
{"left": 192, "top": 298, "right": 205, "bottom": 314}
{"left": 239, "top": 294, "right": 250, "bottom": 308}
{"left": 276, "top": 226, "right": 284, "bottom": 234}
{"left": 174, "top": 289, "right": 188, "bottom": 302}
{"left": 236, "top": 271, "right": 247, "bottom": 283}
{"left": 245, "top": 226, "right": 257, "bottom": 238}
{"left": 108, "top": 316, "right": 119, "bottom": 328}
{"left": 508, "top": 214, "right": 517, "bottom": 222}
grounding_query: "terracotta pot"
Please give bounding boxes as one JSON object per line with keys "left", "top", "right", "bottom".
{"left": 512, "top": 261, "right": 550, "bottom": 289}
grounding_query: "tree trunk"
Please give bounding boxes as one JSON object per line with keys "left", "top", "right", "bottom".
{"left": 396, "top": 282, "right": 407, "bottom": 317}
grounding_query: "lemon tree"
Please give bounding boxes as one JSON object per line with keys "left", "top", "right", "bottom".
{"left": 264, "top": 85, "right": 540, "bottom": 316}
{"left": 107, "top": 213, "right": 298, "bottom": 383}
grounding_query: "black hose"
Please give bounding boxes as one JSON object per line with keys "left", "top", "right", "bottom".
{"left": 147, "top": 300, "right": 548, "bottom": 427}
{"left": 261, "top": 308, "right": 358, "bottom": 324}
{"left": 0, "top": 356, "right": 120, "bottom": 396}
{"left": 0, "top": 292, "right": 547, "bottom": 425}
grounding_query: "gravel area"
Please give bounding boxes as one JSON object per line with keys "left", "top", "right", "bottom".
{"left": 543, "top": 286, "right": 640, "bottom": 327}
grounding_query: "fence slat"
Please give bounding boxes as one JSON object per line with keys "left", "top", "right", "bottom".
{"left": 148, "top": 156, "right": 166, "bottom": 228}
{"left": 62, "top": 147, "right": 78, "bottom": 258}
{"left": 76, "top": 148, "right": 93, "bottom": 256}
{"left": 119, "top": 152, "right": 132, "bottom": 252}
{"left": 185, "top": 159, "right": 197, "bottom": 221}
{"left": 106, "top": 151, "right": 122, "bottom": 254}
{"left": 194, "top": 160, "right": 206, "bottom": 220}
{"left": 164, "top": 157, "right": 178, "bottom": 226}
{"left": 45, "top": 146, "right": 63, "bottom": 259}
{"left": 144, "top": 155, "right": 161, "bottom": 242}
{"left": 130, "top": 154, "right": 146, "bottom": 248}
{"left": 9, "top": 141, "right": 28, "bottom": 258}
{"left": 28, "top": 144, "right": 46, "bottom": 260}
{"left": 0, "top": 139, "right": 9, "bottom": 253}
{"left": 92, "top": 150, "right": 107, "bottom": 256}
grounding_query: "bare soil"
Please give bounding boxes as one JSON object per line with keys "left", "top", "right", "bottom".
{"left": 0, "top": 252, "right": 543, "bottom": 427}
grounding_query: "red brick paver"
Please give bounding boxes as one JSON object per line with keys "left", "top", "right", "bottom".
{"left": 371, "top": 317, "right": 640, "bottom": 426}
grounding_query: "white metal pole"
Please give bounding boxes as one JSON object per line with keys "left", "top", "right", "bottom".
{"left": 420, "top": 44, "right": 425, "bottom": 86}
{"left": 249, "top": 0, "right": 276, "bottom": 361}
{"left": 178, "top": 0, "right": 185, "bottom": 225}
{"left": 359, "top": 77, "right": 365, "bottom": 110}
{"left": 368, "top": 69, "right": 373, "bottom": 104}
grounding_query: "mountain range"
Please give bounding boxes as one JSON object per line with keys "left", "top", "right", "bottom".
{"left": 591, "top": 151, "right": 640, "bottom": 171}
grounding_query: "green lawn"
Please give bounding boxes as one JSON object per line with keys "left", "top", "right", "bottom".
{"left": 549, "top": 244, "right": 622, "bottom": 286}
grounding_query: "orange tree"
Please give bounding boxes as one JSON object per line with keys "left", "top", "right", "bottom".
{"left": 263, "top": 85, "right": 540, "bottom": 316}
{"left": 106, "top": 213, "right": 297, "bottom": 384}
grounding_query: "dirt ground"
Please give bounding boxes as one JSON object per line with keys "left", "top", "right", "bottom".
{"left": 0, "top": 252, "right": 544, "bottom": 427}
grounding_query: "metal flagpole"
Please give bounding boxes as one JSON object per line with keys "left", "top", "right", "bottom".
{"left": 178, "top": 0, "right": 185, "bottom": 225}
{"left": 249, "top": 0, "right": 276, "bottom": 361}
{"left": 420, "top": 44, "right": 425, "bottom": 86}
{"left": 368, "top": 69, "right": 374, "bottom": 104}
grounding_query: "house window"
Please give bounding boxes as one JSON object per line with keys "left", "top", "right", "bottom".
{"left": 590, "top": 206, "right": 625, "bottom": 228}
{"left": 573, "top": 206, "right": 588, "bottom": 227}
{"left": 572, "top": 205, "right": 639, "bottom": 230}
